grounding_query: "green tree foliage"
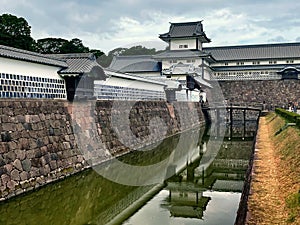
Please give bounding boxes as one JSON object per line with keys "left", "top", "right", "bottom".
{"left": 36, "top": 38, "right": 68, "bottom": 53}
{"left": 36, "top": 38, "right": 105, "bottom": 57}
{"left": 0, "top": 13, "right": 104, "bottom": 57}
{"left": 0, "top": 13, "right": 163, "bottom": 64}
{"left": 122, "top": 45, "right": 156, "bottom": 56}
{"left": 89, "top": 49, "right": 105, "bottom": 58}
{"left": 0, "top": 13, "right": 36, "bottom": 51}
{"left": 60, "top": 38, "right": 89, "bottom": 54}
{"left": 98, "top": 45, "right": 160, "bottom": 68}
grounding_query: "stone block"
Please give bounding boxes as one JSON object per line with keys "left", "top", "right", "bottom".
{"left": 0, "top": 167, "right": 7, "bottom": 177}
{"left": 10, "top": 169, "right": 20, "bottom": 181}
{"left": 40, "top": 146, "right": 48, "bottom": 155}
{"left": 5, "top": 151, "right": 16, "bottom": 162}
{"left": 1, "top": 174, "right": 10, "bottom": 185}
{"left": 1, "top": 131, "right": 12, "bottom": 142}
{"left": 28, "top": 139, "right": 38, "bottom": 149}
{"left": 8, "top": 141, "right": 17, "bottom": 150}
{"left": 39, "top": 113, "right": 46, "bottom": 121}
{"left": 6, "top": 180, "right": 16, "bottom": 191}
{"left": 21, "top": 159, "right": 31, "bottom": 172}
{"left": 26, "top": 149, "right": 36, "bottom": 159}
{"left": 75, "top": 163, "right": 82, "bottom": 170}
{"left": 18, "top": 138, "right": 30, "bottom": 150}
{"left": 63, "top": 142, "right": 71, "bottom": 149}
{"left": 49, "top": 161, "right": 57, "bottom": 170}
{"left": 4, "top": 164, "right": 13, "bottom": 174}
{"left": 0, "top": 143, "right": 9, "bottom": 154}
{"left": 44, "top": 164, "right": 51, "bottom": 175}
{"left": 14, "top": 149, "right": 26, "bottom": 161}
{"left": 13, "top": 159, "right": 23, "bottom": 171}
{"left": 29, "top": 167, "right": 40, "bottom": 178}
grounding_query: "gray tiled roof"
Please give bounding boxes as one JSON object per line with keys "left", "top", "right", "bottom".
{"left": 193, "top": 76, "right": 212, "bottom": 88}
{"left": 204, "top": 42, "right": 300, "bottom": 61}
{"left": 120, "top": 61, "right": 160, "bottom": 72}
{"left": 154, "top": 50, "right": 211, "bottom": 59}
{"left": 0, "top": 44, "right": 68, "bottom": 67}
{"left": 159, "top": 21, "right": 211, "bottom": 43}
{"left": 109, "top": 55, "right": 160, "bottom": 72}
{"left": 49, "top": 53, "right": 103, "bottom": 74}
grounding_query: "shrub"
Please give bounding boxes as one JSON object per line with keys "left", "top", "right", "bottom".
{"left": 275, "top": 108, "right": 300, "bottom": 128}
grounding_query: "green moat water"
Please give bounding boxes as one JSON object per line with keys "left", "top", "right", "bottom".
{"left": 0, "top": 124, "right": 255, "bottom": 225}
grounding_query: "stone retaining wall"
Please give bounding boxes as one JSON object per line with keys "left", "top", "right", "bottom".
{"left": 219, "top": 80, "right": 300, "bottom": 109}
{"left": 0, "top": 99, "right": 204, "bottom": 200}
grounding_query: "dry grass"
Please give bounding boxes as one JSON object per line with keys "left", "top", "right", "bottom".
{"left": 247, "top": 113, "right": 300, "bottom": 225}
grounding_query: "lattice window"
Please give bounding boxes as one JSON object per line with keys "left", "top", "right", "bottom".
{"left": 212, "top": 70, "right": 281, "bottom": 80}
{"left": 0, "top": 73, "right": 66, "bottom": 99}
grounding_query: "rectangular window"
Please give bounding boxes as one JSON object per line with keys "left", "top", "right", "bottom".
{"left": 179, "top": 44, "right": 188, "bottom": 49}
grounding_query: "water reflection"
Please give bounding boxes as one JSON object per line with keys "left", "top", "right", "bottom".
{"left": 0, "top": 122, "right": 256, "bottom": 225}
{"left": 123, "top": 123, "right": 254, "bottom": 225}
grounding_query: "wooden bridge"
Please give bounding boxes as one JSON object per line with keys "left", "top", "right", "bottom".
{"left": 202, "top": 103, "right": 263, "bottom": 139}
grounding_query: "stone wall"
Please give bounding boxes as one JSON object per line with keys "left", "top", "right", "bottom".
{"left": 0, "top": 100, "right": 84, "bottom": 201}
{"left": 0, "top": 99, "right": 204, "bottom": 200}
{"left": 219, "top": 80, "right": 300, "bottom": 109}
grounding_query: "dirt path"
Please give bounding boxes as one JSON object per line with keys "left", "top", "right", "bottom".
{"left": 246, "top": 116, "right": 288, "bottom": 225}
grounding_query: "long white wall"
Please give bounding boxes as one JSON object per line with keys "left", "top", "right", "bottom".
{"left": 0, "top": 57, "right": 66, "bottom": 99}
{"left": 96, "top": 76, "right": 165, "bottom": 92}
{"left": 0, "top": 57, "right": 64, "bottom": 80}
{"left": 211, "top": 59, "right": 300, "bottom": 67}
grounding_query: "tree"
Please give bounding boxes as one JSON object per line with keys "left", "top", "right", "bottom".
{"left": 89, "top": 49, "right": 104, "bottom": 58}
{"left": 60, "top": 38, "right": 89, "bottom": 53}
{"left": 97, "top": 46, "right": 160, "bottom": 68}
{"left": 0, "top": 13, "right": 35, "bottom": 51}
{"left": 36, "top": 37, "right": 104, "bottom": 57}
{"left": 122, "top": 45, "right": 156, "bottom": 56}
{"left": 36, "top": 38, "right": 69, "bottom": 54}
{"left": 97, "top": 47, "right": 127, "bottom": 67}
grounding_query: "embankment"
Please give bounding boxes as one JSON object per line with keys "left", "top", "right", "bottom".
{"left": 247, "top": 113, "right": 300, "bottom": 224}
{"left": 0, "top": 99, "right": 204, "bottom": 201}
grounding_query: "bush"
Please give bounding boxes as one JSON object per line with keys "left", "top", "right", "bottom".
{"left": 275, "top": 108, "right": 300, "bottom": 128}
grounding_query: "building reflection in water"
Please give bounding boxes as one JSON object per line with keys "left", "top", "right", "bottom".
{"left": 0, "top": 121, "right": 257, "bottom": 225}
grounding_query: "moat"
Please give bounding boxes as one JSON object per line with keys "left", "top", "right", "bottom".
{"left": 0, "top": 118, "right": 258, "bottom": 225}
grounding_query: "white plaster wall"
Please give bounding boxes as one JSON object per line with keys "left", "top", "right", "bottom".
{"left": 198, "top": 40, "right": 203, "bottom": 50}
{"left": 162, "top": 58, "right": 202, "bottom": 70}
{"left": 170, "top": 39, "right": 197, "bottom": 50}
{"left": 193, "top": 59, "right": 202, "bottom": 67}
{"left": 176, "top": 89, "right": 199, "bottom": 102}
{"left": 211, "top": 58, "right": 300, "bottom": 67}
{"left": 95, "top": 76, "right": 165, "bottom": 92}
{"left": 0, "top": 57, "right": 63, "bottom": 80}
{"left": 162, "top": 60, "right": 172, "bottom": 70}
{"left": 203, "top": 68, "right": 211, "bottom": 80}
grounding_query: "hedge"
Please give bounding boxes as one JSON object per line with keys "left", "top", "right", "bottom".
{"left": 275, "top": 108, "right": 300, "bottom": 128}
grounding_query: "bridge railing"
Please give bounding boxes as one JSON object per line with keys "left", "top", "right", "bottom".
{"left": 201, "top": 102, "right": 263, "bottom": 111}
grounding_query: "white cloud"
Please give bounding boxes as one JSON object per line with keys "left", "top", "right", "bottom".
{"left": 1, "top": 0, "right": 300, "bottom": 53}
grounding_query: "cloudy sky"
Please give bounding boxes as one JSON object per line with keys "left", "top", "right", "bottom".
{"left": 1, "top": 0, "right": 300, "bottom": 54}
